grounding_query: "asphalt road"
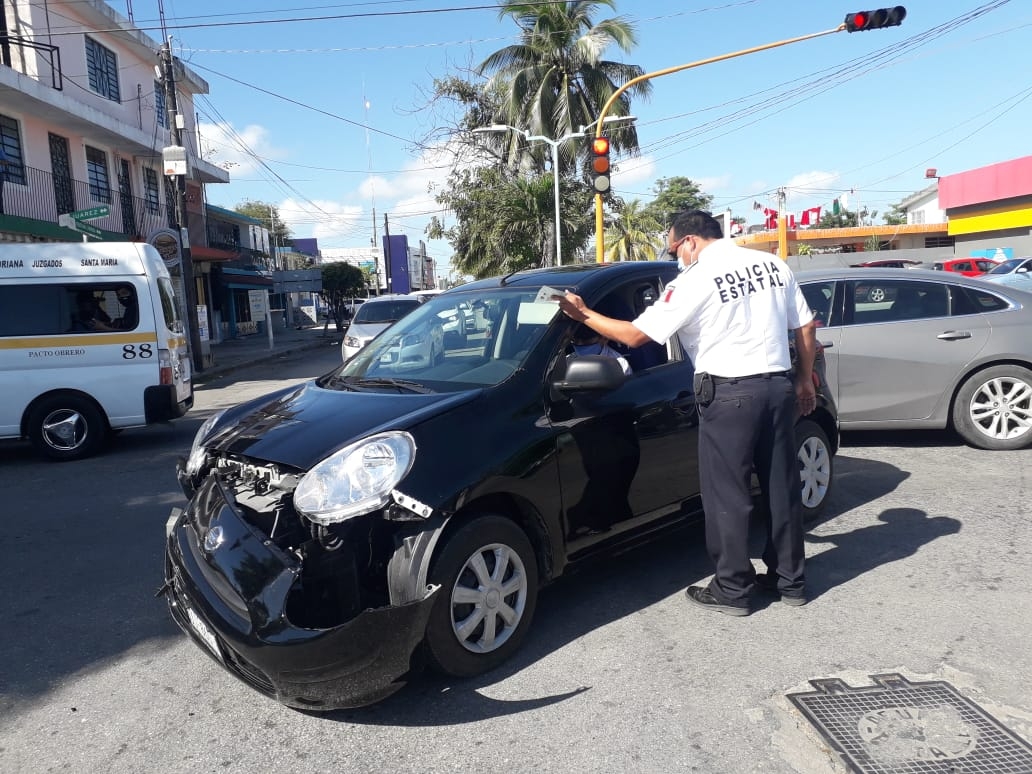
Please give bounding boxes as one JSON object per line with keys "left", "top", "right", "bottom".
{"left": 1, "top": 345, "right": 1030, "bottom": 774}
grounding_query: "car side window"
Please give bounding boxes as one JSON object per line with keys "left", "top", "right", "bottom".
{"left": 952, "top": 286, "right": 1009, "bottom": 315}
{"left": 801, "top": 282, "right": 835, "bottom": 327}
{"left": 849, "top": 281, "right": 949, "bottom": 324}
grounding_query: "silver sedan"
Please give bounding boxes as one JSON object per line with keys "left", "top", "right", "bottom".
{"left": 797, "top": 267, "right": 1032, "bottom": 450}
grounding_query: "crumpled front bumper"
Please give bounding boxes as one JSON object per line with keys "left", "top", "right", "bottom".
{"left": 164, "top": 476, "right": 439, "bottom": 710}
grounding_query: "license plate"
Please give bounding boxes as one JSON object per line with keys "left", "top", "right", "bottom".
{"left": 185, "top": 606, "right": 221, "bottom": 660}
{"left": 179, "top": 356, "right": 191, "bottom": 382}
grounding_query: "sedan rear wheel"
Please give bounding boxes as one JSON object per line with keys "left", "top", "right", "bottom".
{"left": 953, "top": 365, "right": 1032, "bottom": 450}
{"left": 425, "top": 515, "right": 538, "bottom": 678}
{"left": 796, "top": 419, "right": 833, "bottom": 521}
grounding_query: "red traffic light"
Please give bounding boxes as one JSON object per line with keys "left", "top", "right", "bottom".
{"left": 844, "top": 5, "right": 906, "bottom": 32}
{"left": 590, "top": 136, "right": 611, "bottom": 193}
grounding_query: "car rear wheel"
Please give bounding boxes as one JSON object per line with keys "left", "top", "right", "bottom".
{"left": 425, "top": 515, "right": 538, "bottom": 678}
{"left": 952, "top": 365, "right": 1032, "bottom": 450}
{"left": 27, "top": 394, "right": 106, "bottom": 461}
{"left": 796, "top": 419, "right": 833, "bottom": 521}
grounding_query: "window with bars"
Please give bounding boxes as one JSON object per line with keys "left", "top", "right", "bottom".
{"left": 85, "top": 146, "right": 112, "bottom": 203}
{"left": 144, "top": 167, "right": 160, "bottom": 213}
{"left": 164, "top": 176, "right": 177, "bottom": 226}
{"left": 154, "top": 81, "right": 168, "bottom": 128}
{"left": 0, "top": 114, "right": 27, "bottom": 186}
{"left": 925, "top": 236, "right": 956, "bottom": 248}
{"left": 85, "top": 37, "right": 120, "bottom": 102}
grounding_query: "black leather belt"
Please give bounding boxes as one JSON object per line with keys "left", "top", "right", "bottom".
{"left": 712, "top": 371, "right": 791, "bottom": 385}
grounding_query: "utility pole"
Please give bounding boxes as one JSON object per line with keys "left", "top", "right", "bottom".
{"left": 777, "top": 186, "right": 789, "bottom": 260}
{"left": 159, "top": 38, "right": 204, "bottom": 372}
{"left": 383, "top": 213, "right": 392, "bottom": 294}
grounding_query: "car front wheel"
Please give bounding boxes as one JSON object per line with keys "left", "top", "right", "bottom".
{"left": 796, "top": 419, "right": 833, "bottom": 521}
{"left": 952, "top": 365, "right": 1032, "bottom": 450}
{"left": 425, "top": 515, "right": 538, "bottom": 678}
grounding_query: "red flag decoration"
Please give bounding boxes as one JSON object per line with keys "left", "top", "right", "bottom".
{"left": 788, "top": 213, "right": 796, "bottom": 229}
{"left": 800, "top": 206, "right": 822, "bottom": 226}
{"left": 763, "top": 208, "right": 778, "bottom": 229}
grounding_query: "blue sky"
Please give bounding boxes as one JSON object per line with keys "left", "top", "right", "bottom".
{"left": 134, "top": 0, "right": 1031, "bottom": 273}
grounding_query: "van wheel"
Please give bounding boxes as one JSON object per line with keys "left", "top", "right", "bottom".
{"left": 28, "top": 395, "right": 106, "bottom": 461}
{"left": 425, "top": 515, "right": 538, "bottom": 678}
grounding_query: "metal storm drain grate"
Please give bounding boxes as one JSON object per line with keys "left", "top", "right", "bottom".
{"left": 787, "top": 673, "right": 1032, "bottom": 773}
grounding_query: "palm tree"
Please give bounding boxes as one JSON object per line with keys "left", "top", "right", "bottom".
{"left": 604, "top": 199, "right": 663, "bottom": 262}
{"left": 479, "top": 0, "right": 651, "bottom": 170}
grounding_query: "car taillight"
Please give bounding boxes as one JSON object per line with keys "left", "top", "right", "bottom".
{"left": 159, "top": 348, "right": 173, "bottom": 385}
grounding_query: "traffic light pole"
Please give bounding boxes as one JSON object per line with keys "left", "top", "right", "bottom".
{"left": 593, "top": 23, "right": 850, "bottom": 263}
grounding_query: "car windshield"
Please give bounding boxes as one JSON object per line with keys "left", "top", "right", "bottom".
{"left": 323, "top": 287, "right": 561, "bottom": 392}
{"left": 352, "top": 298, "right": 420, "bottom": 324}
{"left": 988, "top": 259, "right": 1021, "bottom": 274}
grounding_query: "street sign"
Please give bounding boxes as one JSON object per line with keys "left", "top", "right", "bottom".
{"left": 69, "top": 205, "right": 110, "bottom": 221}
{"left": 59, "top": 214, "right": 103, "bottom": 238}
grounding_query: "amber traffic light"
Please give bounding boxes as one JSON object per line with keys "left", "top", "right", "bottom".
{"left": 844, "top": 6, "right": 906, "bottom": 32}
{"left": 591, "top": 136, "right": 611, "bottom": 194}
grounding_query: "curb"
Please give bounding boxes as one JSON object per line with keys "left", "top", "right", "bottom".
{"left": 193, "top": 336, "right": 340, "bottom": 386}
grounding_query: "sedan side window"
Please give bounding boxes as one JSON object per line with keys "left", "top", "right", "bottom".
{"left": 850, "top": 281, "right": 949, "bottom": 324}
{"left": 801, "top": 282, "right": 835, "bottom": 327}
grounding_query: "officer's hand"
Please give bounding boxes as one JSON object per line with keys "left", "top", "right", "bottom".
{"left": 554, "top": 291, "right": 588, "bottom": 322}
{"left": 796, "top": 378, "right": 817, "bottom": 416}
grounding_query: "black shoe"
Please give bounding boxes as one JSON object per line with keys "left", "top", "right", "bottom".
{"left": 754, "top": 573, "right": 808, "bottom": 606}
{"left": 684, "top": 585, "right": 751, "bottom": 617}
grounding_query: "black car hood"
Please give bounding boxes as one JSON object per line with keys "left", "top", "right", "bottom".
{"left": 206, "top": 380, "right": 481, "bottom": 470}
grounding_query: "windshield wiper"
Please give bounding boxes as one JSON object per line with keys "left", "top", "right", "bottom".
{"left": 343, "top": 376, "right": 434, "bottom": 394}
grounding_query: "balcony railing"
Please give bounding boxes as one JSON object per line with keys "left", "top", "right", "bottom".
{"left": 0, "top": 35, "right": 63, "bottom": 90}
{"left": 0, "top": 163, "right": 174, "bottom": 239}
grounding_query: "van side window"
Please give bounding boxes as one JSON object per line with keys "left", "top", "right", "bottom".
{"left": 0, "top": 285, "right": 68, "bottom": 336}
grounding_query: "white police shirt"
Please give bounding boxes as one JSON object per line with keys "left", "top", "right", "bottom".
{"left": 632, "top": 240, "right": 813, "bottom": 377}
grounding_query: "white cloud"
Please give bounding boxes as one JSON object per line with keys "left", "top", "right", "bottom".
{"left": 784, "top": 170, "right": 841, "bottom": 203}
{"left": 197, "top": 121, "right": 286, "bottom": 175}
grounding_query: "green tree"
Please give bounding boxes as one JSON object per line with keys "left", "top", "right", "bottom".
{"left": 817, "top": 207, "right": 859, "bottom": 229}
{"left": 479, "top": 0, "right": 650, "bottom": 168}
{"left": 882, "top": 202, "right": 907, "bottom": 225}
{"left": 429, "top": 166, "right": 594, "bottom": 278}
{"left": 641, "top": 177, "right": 714, "bottom": 227}
{"left": 320, "top": 262, "right": 365, "bottom": 332}
{"left": 604, "top": 199, "right": 663, "bottom": 261}
{"left": 234, "top": 201, "right": 292, "bottom": 249}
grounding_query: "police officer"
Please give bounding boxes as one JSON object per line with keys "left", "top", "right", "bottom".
{"left": 554, "top": 209, "right": 817, "bottom": 616}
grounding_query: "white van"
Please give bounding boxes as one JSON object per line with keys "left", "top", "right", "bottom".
{"left": 0, "top": 242, "right": 194, "bottom": 460}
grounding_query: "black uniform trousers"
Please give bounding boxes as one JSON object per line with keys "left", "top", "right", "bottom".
{"left": 697, "top": 372, "right": 804, "bottom": 606}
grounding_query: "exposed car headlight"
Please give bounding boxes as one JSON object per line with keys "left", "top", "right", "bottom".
{"left": 344, "top": 335, "right": 362, "bottom": 348}
{"left": 294, "top": 431, "right": 416, "bottom": 525}
{"left": 185, "top": 409, "right": 227, "bottom": 476}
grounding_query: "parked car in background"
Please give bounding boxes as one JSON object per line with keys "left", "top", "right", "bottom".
{"left": 799, "top": 267, "right": 1032, "bottom": 450}
{"left": 165, "top": 261, "right": 838, "bottom": 712}
{"left": 340, "top": 294, "right": 421, "bottom": 361}
{"left": 931, "top": 257, "right": 999, "bottom": 277}
{"left": 982, "top": 256, "right": 1032, "bottom": 287}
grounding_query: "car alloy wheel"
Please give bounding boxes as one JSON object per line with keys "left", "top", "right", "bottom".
{"left": 953, "top": 365, "right": 1032, "bottom": 450}
{"left": 795, "top": 419, "right": 833, "bottom": 521}
{"left": 425, "top": 515, "right": 538, "bottom": 677}
{"left": 867, "top": 286, "right": 887, "bottom": 302}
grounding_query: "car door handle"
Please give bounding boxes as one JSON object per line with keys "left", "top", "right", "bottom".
{"left": 818, "top": 341, "right": 834, "bottom": 349}
{"left": 937, "top": 331, "right": 972, "bottom": 340}
{"left": 672, "top": 392, "right": 695, "bottom": 411}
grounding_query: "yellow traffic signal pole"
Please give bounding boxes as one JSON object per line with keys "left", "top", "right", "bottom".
{"left": 594, "top": 23, "right": 849, "bottom": 263}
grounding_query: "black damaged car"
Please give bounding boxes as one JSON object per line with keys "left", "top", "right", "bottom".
{"left": 163, "top": 261, "right": 838, "bottom": 710}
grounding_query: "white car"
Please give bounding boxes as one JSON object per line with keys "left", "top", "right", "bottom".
{"left": 341, "top": 295, "right": 421, "bottom": 361}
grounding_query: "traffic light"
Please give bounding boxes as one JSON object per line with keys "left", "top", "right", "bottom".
{"left": 590, "top": 136, "right": 611, "bottom": 194}
{"left": 844, "top": 6, "right": 906, "bottom": 32}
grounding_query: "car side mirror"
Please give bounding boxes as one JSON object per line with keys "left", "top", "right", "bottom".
{"left": 552, "top": 355, "right": 627, "bottom": 395}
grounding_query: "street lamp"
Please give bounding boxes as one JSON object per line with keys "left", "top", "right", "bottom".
{"left": 473, "top": 115, "right": 635, "bottom": 267}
